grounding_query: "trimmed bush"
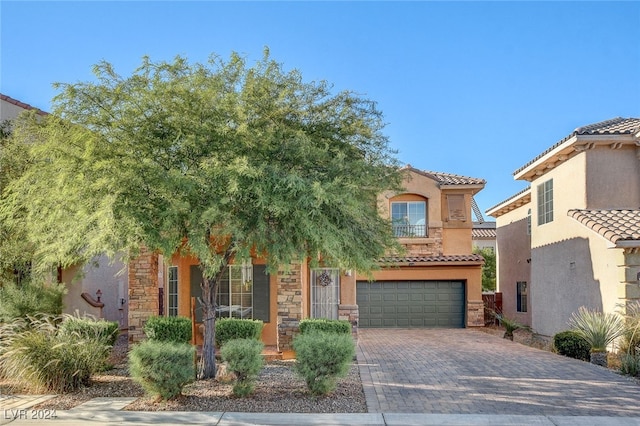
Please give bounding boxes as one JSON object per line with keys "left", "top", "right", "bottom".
{"left": 143, "top": 316, "right": 192, "bottom": 343}
{"left": 0, "top": 315, "right": 111, "bottom": 392}
{"left": 59, "top": 316, "right": 119, "bottom": 347}
{"left": 129, "top": 340, "right": 195, "bottom": 400}
{"left": 0, "top": 280, "right": 66, "bottom": 322}
{"left": 299, "top": 318, "right": 351, "bottom": 335}
{"left": 220, "top": 338, "right": 265, "bottom": 396}
{"left": 553, "top": 330, "right": 590, "bottom": 361}
{"left": 215, "top": 318, "right": 263, "bottom": 348}
{"left": 293, "top": 331, "right": 355, "bottom": 395}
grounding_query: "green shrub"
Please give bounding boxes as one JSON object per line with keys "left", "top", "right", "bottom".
{"left": 568, "top": 306, "right": 625, "bottom": 352}
{"left": 0, "top": 280, "right": 66, "bottom": 322}
{"left": 553, "top": 330, "right": 591, "bottom": 361}
{"left": 299, "top": 318, "right": 351, "bottom": 335}
{"left": 0, "top": 315, "right": 111, "bottom": 392}
{"left": 293, "top": 331, "right": 355, "bottom": 395}
{"left": 220, "top": 338, "right": 264, "bottom": 396}
{"left": 215, "top": 318, "right": 263, "bottom": 347}
{"left": 59, "top": 316, "right": 119, "bottom": 347}
{"left": 143, "top": 316, "right": 192, "bottom": 343}
{"left": 620, "top": 353, "right": 640, "bottom": 377}
{"left": 129, "top": 340, "right": 195, "bottom": 400}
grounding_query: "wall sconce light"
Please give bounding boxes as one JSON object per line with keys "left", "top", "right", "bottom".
{"left": 96, "top": 289, "right": 102, "bottom": 302}
{"left": 345, "top": 269, "right": 352, "bottom": 277}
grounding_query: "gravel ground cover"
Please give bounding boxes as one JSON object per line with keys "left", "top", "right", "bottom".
{"left": 17, "top": 333, "right": 367, "bottom": 413}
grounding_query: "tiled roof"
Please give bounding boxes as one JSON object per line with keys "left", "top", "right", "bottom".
{"left": 424, "top": 170, "right": 486, "bottom": 186}
{"left": 568, "top": 209, "right": 640, "bottom": 245}
{"left": 472, "top": 228, "right": 496, "bottom": 239}
{"left": 514, "top": 117, "right": 640, "bottom": 176}
{"left": 0, "top": 93, "right": 48, "bottom": 116}
{"left": 380, "top": 254, "right": 485, "bottom": 264}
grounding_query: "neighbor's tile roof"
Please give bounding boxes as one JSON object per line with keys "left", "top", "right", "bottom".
{"left": 0, "top": 93, "right": 48, "bottom": 116}
{"left": 423, "top": 170, "right": 486, "bottom": 186}
{"left": 380, "top": 254, "right": 485, "bottom": 264}
{"left": 568, "top": 209, "right": 640, "bottom": 244}
{"left": 514, "top": 117, "right": 640, "bottom": 176}
{"left": 472, "top": 228, "right": 497, "bottom": 239}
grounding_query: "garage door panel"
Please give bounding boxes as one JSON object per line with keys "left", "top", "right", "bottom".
{"left": 357, "top": 280, "right": 465, "bottom": 328}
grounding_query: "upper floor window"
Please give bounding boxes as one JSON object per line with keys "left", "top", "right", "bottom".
{"left": 391, "top": 200, "right": 427, "bottom": 237}
{"left": 537, "top": 179, "right": 553, "bottom": 225}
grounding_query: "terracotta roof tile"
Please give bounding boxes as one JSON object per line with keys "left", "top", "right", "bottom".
{"left": 472, "top": 228, "right": 496, "bottom": 239}
{"left": 423, "top": 170, "right": 486, "bottom": 186}
{"left": 380, "top": 254, "right": 485, "bottom": 264}
{"left": 514, "top": 117, "right": 640, "bottom": 176}
{"left": 0, "top": 93, "right": 48, "bottom": 116}
{"left": 568, "top": 209, "right": 640, "bottom": 245}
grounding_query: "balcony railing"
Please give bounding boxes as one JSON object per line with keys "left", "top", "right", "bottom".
{"left": 393, "top": 224, "right": 427, "bottom": 238}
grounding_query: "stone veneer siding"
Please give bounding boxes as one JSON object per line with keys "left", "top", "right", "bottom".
{"left": 401, "top": 227, "right": 444, "bottom": 257}
{"left": 466, "top": 300, "right": 484, "bottom": 327}
{"left": 338, "top": 304, "right": 359, "bottom": 340}
{"left": 128, "top": 248, "right": 159, "bottom": 343}
{"left": 276, "top": 264, "right": 303, "bottom": 352}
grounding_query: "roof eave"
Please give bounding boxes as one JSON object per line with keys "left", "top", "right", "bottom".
{"left": 486, "top": 188, "right": 531, "bottom": 218}
{"left": 615, "top": 240, "right": 640, "bottom": 249}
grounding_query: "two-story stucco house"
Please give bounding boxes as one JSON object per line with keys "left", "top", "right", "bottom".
{"left": 1, "top": 93, "right": 129, "bottom": 329}
{"left": 487, "top": 117, "right": 640, "bottom": 337}
{"left": 127, "top": 166, "right": 486, "bottom": 353}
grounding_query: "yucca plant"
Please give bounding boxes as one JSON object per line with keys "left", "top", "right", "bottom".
{"left": 493, "top": 312, "right": 526, "bottom": 341}
{"left": 568, "top": 306, "right": 624, "bottom": 367}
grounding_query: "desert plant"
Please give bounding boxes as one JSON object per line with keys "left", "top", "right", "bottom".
{"left": 129, "top": 340, "right": 195, "bottom": 400}
{"left": 299, "top": 318, "right": 351, "bottom": 335}
{"left": 220, "top": 338, "right": 264, "bottom": 396}
{"left": 493, "top": 312, "right": 526, "bottom": 340}
{"left": 553, "top": 330, "right": 591, "bottom": 361}
{"left": 0, "top": 314, "right": 111, "bottom": 392}
{"left": 0, "top": 279, "right": 66, "bottom": 322}
{"left": 618, "top": 301, "right": 640, "bottom": 356}
{"left": 568, "top": 306, "right": 625, "bottom": 367}
{"left": 293, "top": 331, "right": 355, "bottom": 395}
{"left": 58, "top": 315, "right": 119, "bottom": 347}
{"left": 215, "top": 318, "right": 263, "bottom": 348}
{"left": 143, "top": 316, "right": 192, "bottom": 344}
{"left": 619, "top": 353, "right": 640, "bottom": 377}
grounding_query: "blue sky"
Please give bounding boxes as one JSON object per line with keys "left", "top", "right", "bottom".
{"left": 2, "top": 1, "right": 639, "bottom": 215}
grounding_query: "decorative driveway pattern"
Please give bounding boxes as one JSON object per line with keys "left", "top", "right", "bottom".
{"left": 357, "top": 328, "right": 640, "bottom": 416}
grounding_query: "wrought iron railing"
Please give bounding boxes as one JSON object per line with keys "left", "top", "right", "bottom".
{"left": 392, "top": 224, "right": 427, "bottom": 238}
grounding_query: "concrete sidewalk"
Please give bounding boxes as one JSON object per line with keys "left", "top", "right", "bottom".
{"left": 3, "top": 410, "right": 640, "bottom": 425}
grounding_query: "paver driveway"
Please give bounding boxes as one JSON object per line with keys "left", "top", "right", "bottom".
{"left": 357, "top": 328, "right": 640, "bottom": 416}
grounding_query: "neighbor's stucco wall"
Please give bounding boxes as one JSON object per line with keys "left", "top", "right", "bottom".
{"left": 495, "top": 203, "right": 532, "bottom": 327}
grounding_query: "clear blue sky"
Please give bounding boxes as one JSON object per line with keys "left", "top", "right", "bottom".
{"left": 2, "top": 1, "right": 639, "bottom": 215}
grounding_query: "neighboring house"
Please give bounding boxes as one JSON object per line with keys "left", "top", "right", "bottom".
{"left": 1, "top": 93, "right": 129, "bottom": 328}
{"left": 472, "top": 221, "right": 497, "bottom": 253}
{"left": 127, "top": 166, "right": 487, "bottom": 352}
{"left": 487, "top": 117, "right": 640, "bottom": 337}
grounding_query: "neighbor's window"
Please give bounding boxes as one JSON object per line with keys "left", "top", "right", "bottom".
{"left": 527, "top": 208, "right": 532, "bottom": 235}
{"left": 537, "top": 179, "right": 553, "bottom": 225}
{"left": 516, "top": 281, "right": 528, "bottom": 313}
{"left": 168, "top": 266, "right": 178, "bottom": 317}
{"left": 391, "top": 201, "right": 427, "bottom": 237}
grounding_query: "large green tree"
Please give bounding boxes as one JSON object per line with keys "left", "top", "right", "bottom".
{"left": 0, "top": 50, "right": 402, "bottom": 378}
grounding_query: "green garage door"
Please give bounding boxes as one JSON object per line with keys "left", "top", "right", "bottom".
{"left": 357, "top": 281, "right": 465, "bottom": 328}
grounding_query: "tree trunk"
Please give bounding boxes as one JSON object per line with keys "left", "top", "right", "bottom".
{"left": 197, "top": 237, "right": 235, "bottom": 380}
{"left": 198, "top": 277, "right": 217, "bottom": 379}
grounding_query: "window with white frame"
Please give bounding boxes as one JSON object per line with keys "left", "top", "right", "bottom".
{"left": 516, "top": 281, "right": 528, "bottom": 313}
{"left": 217, "top": 262, "right": 254, "bottom": 320}
{"left": 391, "top": 200, "right": 427, "bottom": 237}
{"left": 310, "top": 268, "right": 340, "bottom": 320}
{"left": 168, "top": 266, "right": 178, "bottom": 317}
{"left": 537, "top": 179, "right": 553, "bottom": 225}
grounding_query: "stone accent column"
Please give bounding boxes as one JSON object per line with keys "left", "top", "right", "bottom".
{"left": 277, "top": 263, "right": 303, "bottom": 353}
{"left": 618, "top": 249, "right": 640, "bottom": 313}
{"left": 338, "top": 304, "right": 359, "bottom": 341}
{"left": 466, "top": 300, "right": 484, "bottom": 327}
{"left": 128, "top": 248, "right": 159, "bottom": 343}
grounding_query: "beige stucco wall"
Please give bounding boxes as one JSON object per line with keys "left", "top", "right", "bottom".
{"left": 585, "top": 146, "right": 640, "bottom": 209}
{"left": 495, "top": 203, "right": 532, "bottom": 327}
{"left": 62, "top": 255, "right": 128, "bottom": 328}
{"left": 1, "top": 98, "right": 30, "bottom": 121}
